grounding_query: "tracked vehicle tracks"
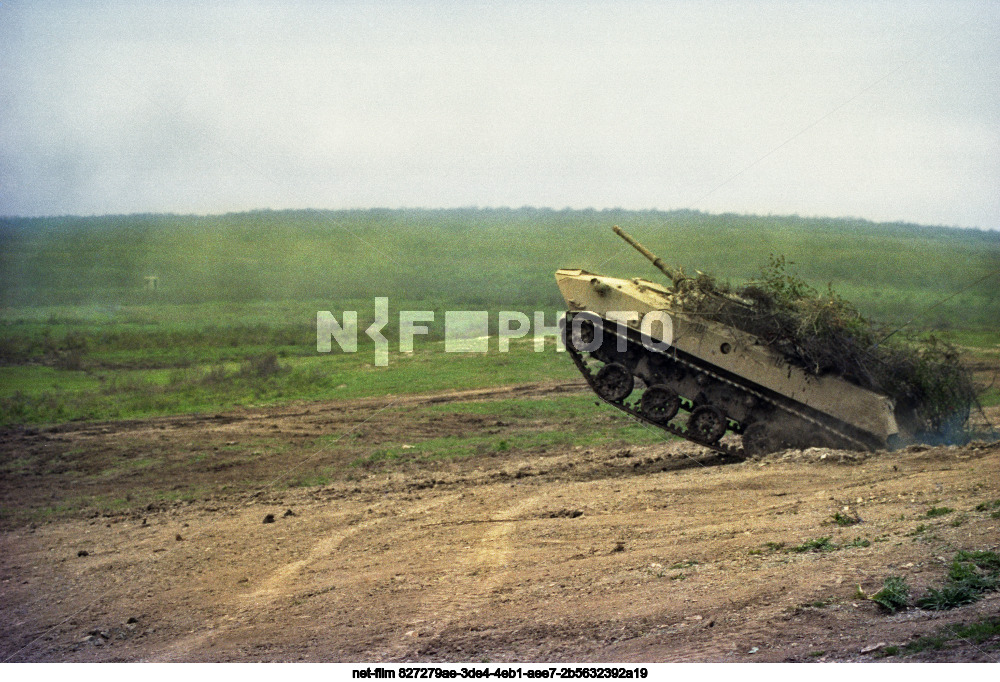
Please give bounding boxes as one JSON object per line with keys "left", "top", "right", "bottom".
{"left": 563, "top": 312, "right": 874, "bottom": 458}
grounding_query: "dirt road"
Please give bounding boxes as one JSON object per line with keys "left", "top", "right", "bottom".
{"left": 2, "top": 383, "right": 999, "bottom": 662}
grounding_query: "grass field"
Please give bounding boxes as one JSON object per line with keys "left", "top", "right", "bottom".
{"left": 2, "top": 208, "right": 998, "bottom": 426}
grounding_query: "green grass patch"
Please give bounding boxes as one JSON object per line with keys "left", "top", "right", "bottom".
{"left": 903, "top": 633, "right": 951, "bottom": 654}
{"left": 898, "top": 617, "right": 1000, "bottom": 655}
{"left": 957, "top": 549, "right": 1000, "bottom": 571}
{"left": 790, "top": 536, "right": 836, "bottom": 553}
{"left": 947, "top": 617, "right": 1000, "bottom": 645}
{"left": 0, "top": 339, "right": 581, "bottom": 427}
{"left": 287, "top": 471, "right": 334, "bottom": 488}
{"left": 926, "top": 506, "right": 954, "bottom": 518}
{"left": 15, "top": 493, "right": 133, "bottom": 523}
{"left": 0, "top": 455, "right": 38, "bottom": 476}
{"left": 96, "top": 456, "right": 156, "bottom": 478}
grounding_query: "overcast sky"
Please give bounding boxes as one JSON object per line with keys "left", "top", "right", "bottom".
{"left": 2, "top": 1, "right": 998, "bottom": 229}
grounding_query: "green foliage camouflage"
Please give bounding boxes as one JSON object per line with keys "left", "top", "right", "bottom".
{"left": 666, "top": 255, "right": 977, "bottom": 443}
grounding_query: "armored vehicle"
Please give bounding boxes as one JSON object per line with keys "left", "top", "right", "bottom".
{"left": 557, "top": 227, "right": 909, "bottom": 457}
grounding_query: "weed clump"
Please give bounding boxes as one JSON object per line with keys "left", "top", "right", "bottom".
{"left": 865, "top": 550, "right": 1000, "bottom": 616}
{"left": 668, "top": 255, "right": 976, "bottom": 443}
{"left": 866, "top": 576, "right": 910, "bottom": 612}
{"left": 790, "top": 536, "right": 836, "bottom": 553}
{"left": 974, "top": 499, "right": 1000, "bottom": 513}
{"left": 831, "top": 511, "right": 861, "bottom": 526}
{"left": 916, "top": 550, "right": 1000, "bottom": 610}
{"left": 240, "top": 352, "right": 286, "bottom": 379}
{"left": 925, "top": 506, "right": 954, "bottom": 518}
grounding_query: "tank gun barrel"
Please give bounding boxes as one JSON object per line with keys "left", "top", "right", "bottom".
{"left": 612, "top": 225, "right": 683, "bottom": 286}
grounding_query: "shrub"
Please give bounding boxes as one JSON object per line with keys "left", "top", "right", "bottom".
{"left": 925, "top": 506, "right": 954, "bottom": 518}
{"left": 240, "top": 352, "right": 285, "bottom": 379}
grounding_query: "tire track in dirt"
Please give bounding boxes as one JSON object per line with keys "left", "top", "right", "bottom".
{"left": 143, "top": 492, "right": 465, "bottom": 662}
{"left": 375, "top": 492, "right": 540, "bottom": 660}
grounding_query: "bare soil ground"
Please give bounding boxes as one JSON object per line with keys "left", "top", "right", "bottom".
{"left": 2, "top": 382, "right": 999, "bottom": 663}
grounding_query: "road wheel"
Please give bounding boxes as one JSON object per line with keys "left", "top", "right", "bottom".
{"left": 689, "top": 405, "right": 727, "bottom": 443}
{"left": 640, "top": 385, "right": 681, "bottom": 423}
{"left": 741, "top": 422, "right": 775, "bottom": 456}
{"left": 594, "top": 363, "right": 634, "bottom": 402}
